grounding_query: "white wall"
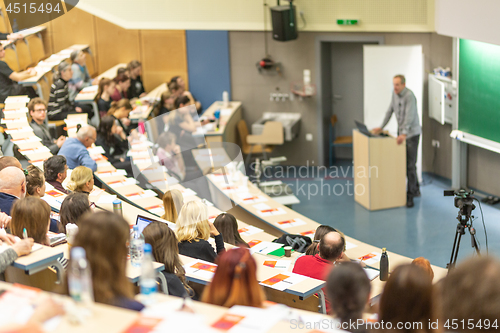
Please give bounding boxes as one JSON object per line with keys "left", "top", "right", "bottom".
{"left": 435, "top": 0, "right": 500, "bottom": 46}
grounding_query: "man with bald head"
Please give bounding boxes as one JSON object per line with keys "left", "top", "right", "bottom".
{"left": 0, "top": 167, "right": 26, "bottom": 216}
{"left": 293, "top": 231, "right": 346, "bottom": 281}
{"left": 58, "top": 125, "right": 97, "bottom": 171}
{"left": 0, "top": 156, "right": 22, "bottom": 171}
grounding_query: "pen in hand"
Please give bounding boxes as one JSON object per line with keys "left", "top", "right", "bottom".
{"left": 23, "top": 228, "right": 28, "bottom": 239}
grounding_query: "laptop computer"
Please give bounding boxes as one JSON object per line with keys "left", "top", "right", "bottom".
{"left": 135, "top": 214, "right": 168, "bottom": 234}
{"left": 354, "top": 120, "right": 374, "bottom": 137}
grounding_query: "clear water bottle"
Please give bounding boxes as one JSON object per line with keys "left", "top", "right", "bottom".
{"left": 140, "top": 243, "right": 157, "bottom": 305}
{"left": 68, "top": 247, "right": 94, "bottom": 310}
{"left": 12, "top": 19, "right": 19, "bottom": 33}
{"left": 130, "top": 225, "right": 144, "bottom": 267}
{"left": 380, "top": 248, "right": 389, "bottom": 281}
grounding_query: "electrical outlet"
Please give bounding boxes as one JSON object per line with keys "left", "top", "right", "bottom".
{"left": 306, "top": 133, "right": 313, "bottom": 141}
{"left": 432, "top": 140, "right": 440, "bottom": 148}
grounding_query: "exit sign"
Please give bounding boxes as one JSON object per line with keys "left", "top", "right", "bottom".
{"left": 337, "top": 19, "right": 358, "bottom": 25}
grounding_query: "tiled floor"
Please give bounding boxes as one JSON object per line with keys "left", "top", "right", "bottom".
{"left": 261, "top": 162, "right": 500, "bottom": 269}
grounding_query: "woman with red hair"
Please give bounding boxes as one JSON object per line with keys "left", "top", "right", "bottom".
{"left": 201, "top": 247, "right": 265, "bottom": 308}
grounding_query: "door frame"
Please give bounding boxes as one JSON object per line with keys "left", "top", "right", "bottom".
{"left": 315, "top": 35, "right": 385, "bottom": 166}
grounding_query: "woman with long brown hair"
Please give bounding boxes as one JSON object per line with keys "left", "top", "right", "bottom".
{"left": 142, "top": 221, "right": 192, "bottom": 298}
{"left": 107, "top": 99, "right": 133, "bottom": 137}
{"left": 378, "top": 264, "right": 436, "bottom": 333}
{"left": 70, "top": 211, "right": 144, "bottom": 311}
{"left": 10, "top": 197, "right": 51, "bottom": 245}
{"left": 161, "top": 189, "right": 183, "bottom": 223}
{"left": 111, "top": 73, "right": 130, "bottom": 102}
{"left": 202, "top": 247, "right": 265, "bottom": 308}
{"left": 59, "top": 192, "right": 92, "bottom": 234}
{"left": 213, "top": 213, "right": 249, "bottom": 247}
{"left": 94, "top": 78, "right": 116, "bottom": 116}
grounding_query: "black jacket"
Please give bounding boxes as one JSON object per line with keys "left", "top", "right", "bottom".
{"left": 178, "top": 234, "right": 225, "bottom": 263}
{"left": 95, "top": 134, "right": 128, "bottom": 165}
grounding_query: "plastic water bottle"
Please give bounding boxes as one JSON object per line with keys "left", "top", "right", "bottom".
{"left": 380, "top": 248, "right": 389, "bottom": 281}
{"left": 140, "top": 243, "right": 157, "bottom": 304}
{"left": 68, "top": 247, "right": 94, "bottom": 310}
{"left": 130, "top": 225, "right": 144, "bottom": 267}
{"left": 12, "top": 19, "right": 19, "bottom": 33}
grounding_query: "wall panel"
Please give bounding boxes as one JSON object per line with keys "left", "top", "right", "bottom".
{"left": 139, "top": 30, "right": 187, "bottom": 92}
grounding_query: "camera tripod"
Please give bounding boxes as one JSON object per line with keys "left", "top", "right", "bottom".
{"left": 447, "top": 212, "right": 480, "bottom": 271}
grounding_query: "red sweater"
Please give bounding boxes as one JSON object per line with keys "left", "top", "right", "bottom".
{"left": 292, "top": 254, "right": 333, "bottom": 313}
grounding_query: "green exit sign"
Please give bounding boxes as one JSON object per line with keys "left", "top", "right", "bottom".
{"left": 337, "top": 19, "right": 359, "bottom": 25}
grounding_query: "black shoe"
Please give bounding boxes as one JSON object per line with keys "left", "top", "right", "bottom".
{"left": 414, "top": 191, "right": 421, "bottom": 197}
{"left": 406, "top": 196, "right": 414, "bottom": 208}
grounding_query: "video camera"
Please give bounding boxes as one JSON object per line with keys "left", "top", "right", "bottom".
{"left": 444, "top": 189, "right": 475, "bottom": 220}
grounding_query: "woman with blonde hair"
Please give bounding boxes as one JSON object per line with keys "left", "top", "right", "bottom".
{"left": 10, "top": 197, "right": 51, "bottom": 245}
{"left": 161, "top": 189, "right": 183, "bottom": 223}
{"left": 202, "top": 247, "right": 265, "bottom": 308}
{"left": 70, "top": 211, "right": 144, "bottom": 311}
{"left": 176, "top": 201, "right": 225, "bottom": 263}
{"left": 66, "top": 166, "right": 94, "bottom": 194}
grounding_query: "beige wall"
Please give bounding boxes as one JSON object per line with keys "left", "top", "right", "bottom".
{"left": 77, "top": 0, "right": 434, "bottom": 32}
{"left": 229, "top": 31, "right": 453, "bottom": 175}
{"left": 41, "top": 8, "right": 188, "bottom": 92}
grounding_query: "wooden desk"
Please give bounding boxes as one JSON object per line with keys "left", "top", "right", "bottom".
{"left": 11, "top": 245, "right": 65, "bottom": 283}
{"left": 128, "top": 83, "right": 168, "bottom": 120}
{"left": 201, "top": 101, "right": 242, "bottom": 146}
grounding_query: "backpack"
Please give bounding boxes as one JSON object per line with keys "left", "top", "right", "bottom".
{"left": 272, "top": 234, "right": 312, "bottom": 253}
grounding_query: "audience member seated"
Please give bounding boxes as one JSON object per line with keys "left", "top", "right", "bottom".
{"left": 412, "top": 257, "right": 434, "bottom": 280}
{"left": 111, "top": 74, "right": 130, "bottom": 101}
{"left": 96, "top": 116, "right": 132, "bottom": 175}
{"left": 142, "top": 221, "right": 193, "bottom": 298}
{"left": 70, "top": 211, "right": 144, "bottom": 311}
{"left": 161, "top": 189, "right": 183, "bottom": 223}
{"left": 59, "top": 192, "right": 92, "bottom": 233}
{"left": 58, "top": 125, "right": 97, "bottom": 171}
{"left": 156, "top": 132, "right": 185, "bottom": 180}
{"left": 95, "top": 78, "right": 116, "bottom": 117}
{"left": 43, "top": 155, "right": 69, "bottom": 194}
{"left": 107, "top": 99, "right": 133, "bottom": 136}
{"left": 0, "top": 156, "right": 22, "bottom": 170}
{"left": 116, "top": 67, "right": 129, "bottom": 77}
{"left": 305, "top": 226, "right": 349, "bottom": 259}
{"left": 25, "top": 165, "right": 58, "bottom": 233}
{"left": 127, "top": 60, "right": 146, "bottom": 99}
{"left": 47, "top": 62, "right": 94, "bottom": 121}
{"left": 293, "top": 231, "right": 346, "bottom": 280}
{"left": 66, "top": 166, "right": 94, "bottom": 195}
{"left": 441, "top": 256, "right": 500, "bottom": 333}
{"left": 169, "top": 76, "right": 202, "bottom": 114}
{"left": 0, "top": 167, "right": 26, "bottom": 216}
{"left": 379, "top": 264, "right": 435, "bottom": 333}
{"left": 213, "top": 213, "right": 249, "bottom": 248}
{"left": 153, "top": 91, "right": 175, "bottom": 117}
{"left": 0, "top": 236, "right": 33, "bottom": 274}
{"left": 326, "top": 262, "right": 371, "bottom": 332}
{"left": 10, "top": 197, "right": 51, "bottom": 245}
{"left": 201, "top": 247, "right": 265, "bottom": 308}
{"left": 305, "top": 225, "right": 335, "bottom": 255}
{"left": 68, "top": 50, "right": 98, "bottom": 101}
{"left": 176, "top": 201, "right": 225, "bottom": 263}
{"left": 0, "top": 44, "right": 37, "bottom": 103}
{"left": 28, "top": 98, "right": 66, "bottom": 154}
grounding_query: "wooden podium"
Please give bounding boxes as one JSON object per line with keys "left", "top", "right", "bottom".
{"left": 353, "top": 130, "right": 406, "bottom": 210}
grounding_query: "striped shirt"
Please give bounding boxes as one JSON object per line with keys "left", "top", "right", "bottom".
{"left": 48, "top": 78, "right": 75, "bottom": 120}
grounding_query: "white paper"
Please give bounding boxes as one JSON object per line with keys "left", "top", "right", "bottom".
{"left": 180, "top": 188, "right": 197, "bottom": 197}
{"left": 260, "top": 272, "right": 307, "bottom": 291}
{"left": 276, "top": 218, "right": 306, "bottom": 229}
{"left": 249, "top": 241, "right": 283, "bottom": 255}
{"left": 184, "top": 259, "right": 217, "bottom": 280}
{"left": 263, "top": 260, "right": 291, "bottom": 271}
{"left": 364, "top": 267, "right": 380, "bottom": 281}
{"left": 238, "top": 225, "right": 263, "bottom": 237}
{"left": 345, "top": 241, "right": 358, "bottom": 250}
{"left": 357, "top": 252, "right": 382, "bottom": 266}
{"left": 237, "top": 193, "right": 268, "bottom": 204}
{"left": 97, "top": 195, "right": 118, "bottom": 204}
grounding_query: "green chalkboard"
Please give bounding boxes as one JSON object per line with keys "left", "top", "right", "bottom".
{"left": 459, "top": 39, "right": 500, "bottom": 144}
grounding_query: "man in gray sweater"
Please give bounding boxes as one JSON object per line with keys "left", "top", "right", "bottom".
{"left": 373, "top": 74, "right": 421, "bottom": 208}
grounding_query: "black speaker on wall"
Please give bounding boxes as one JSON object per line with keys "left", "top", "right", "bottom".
{"left": 271, "top": 5, "right": 298, "bottom": 42}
